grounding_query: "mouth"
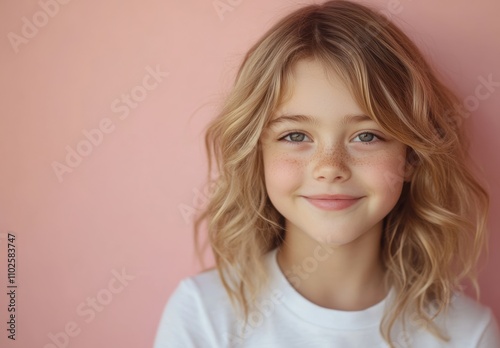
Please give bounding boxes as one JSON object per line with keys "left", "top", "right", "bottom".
{"left": 305, "top": 194, "right": 361, "bottom": 200}
{"left": 302, "top": 195, "right": 363, "bottom": 211}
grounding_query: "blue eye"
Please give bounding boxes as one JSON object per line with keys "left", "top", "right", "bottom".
{"left": 280, "top": 131, "right": 382, "bottom": 144}
{"left": 280, "top": 132, "right": 310, "bottom": 143}
{"left": 354, "top": 132, "right": 380, "bottom": 143}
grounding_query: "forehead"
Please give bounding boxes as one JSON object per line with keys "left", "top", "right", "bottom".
{"left": 270, "top": 59, "right": 366, "bottom": 123}
{"left": 280, "top": 57, "right": 352, "bottom": 98}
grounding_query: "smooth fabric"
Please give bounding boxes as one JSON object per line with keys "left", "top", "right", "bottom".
{"left": 153, "top": 248, "right": 500, "bottom": 347}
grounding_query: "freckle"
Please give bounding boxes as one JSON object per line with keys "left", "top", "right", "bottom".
{"left": 288, "top": 157, "right": 305, "bottom": 167}
{"left": 278, "top": 154, "right": 306, "bottom": 168}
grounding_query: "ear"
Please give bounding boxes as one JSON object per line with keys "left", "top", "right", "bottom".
{"left": 403, "top": 148, "right": 418, "bottom": 182}
{"left": 404, "top": 163, "right": 415, "bottom": 182}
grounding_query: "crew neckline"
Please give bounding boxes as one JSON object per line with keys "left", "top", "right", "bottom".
{"left": 264, "top": 247, "right": 394, "bottom": 330}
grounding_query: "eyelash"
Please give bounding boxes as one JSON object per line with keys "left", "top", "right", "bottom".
{"left": 278, "top": 131, "right": 384, "bottom": 145}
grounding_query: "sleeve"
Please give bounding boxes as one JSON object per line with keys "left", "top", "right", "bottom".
{"left": 153, "top": 278, "right": 217, "bottom": 348}
{"left": 477, "top": 309, "right": 500, "bottom": 348}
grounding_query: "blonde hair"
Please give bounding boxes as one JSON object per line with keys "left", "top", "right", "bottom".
{"left": 193, "top": 0, "right": 490, "bottom": 346}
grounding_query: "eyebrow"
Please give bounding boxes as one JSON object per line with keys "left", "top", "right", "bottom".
{"left": 267, "top": 113, "right": 373, "bottom": 128}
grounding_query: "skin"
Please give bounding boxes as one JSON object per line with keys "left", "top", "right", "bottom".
{"left": 259, "top": 58, "right": 411, "bottom": 311}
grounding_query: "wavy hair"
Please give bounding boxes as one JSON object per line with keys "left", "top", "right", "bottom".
{"left": 193, "top": 1, "right": 490, "bottom": 346}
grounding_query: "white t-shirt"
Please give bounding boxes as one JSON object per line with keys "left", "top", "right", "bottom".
{"left": 153, "top": 248, "right": 500, "bottom": 347}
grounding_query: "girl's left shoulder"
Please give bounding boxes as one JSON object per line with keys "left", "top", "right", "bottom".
{"left": 446, "top": 291, "right": 496, "bottom": 320}
{"left": 438, "top": 292, "right": 500, "bottom": 346}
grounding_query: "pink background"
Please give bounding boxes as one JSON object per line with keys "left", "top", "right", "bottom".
{"left": 0, "top": 0, "right": 499, "bottom": 347}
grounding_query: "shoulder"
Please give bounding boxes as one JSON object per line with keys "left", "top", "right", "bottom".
{"left": 436, "top": 292, "right": 500, "bottom": 347}
{"left": 445, "top": 292, "right": 495, "bottom": 324}
{"left": 157, "top": 267, "right": 232, "bottom": 321}
{"left": 187, "top": 267, "right": 229, "bottom": 298}
{"left": 153, "top": 269, "right": 236, "bottom": 348}
{"left": 165, "top": 267, "right": 230, "bottom": 303}
{"left": 395, "top": 292, "right": 500, "bottom": 347}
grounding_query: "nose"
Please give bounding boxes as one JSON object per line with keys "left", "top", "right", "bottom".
{"left": 312, "top": 143, "right": 351, "bottom": 182}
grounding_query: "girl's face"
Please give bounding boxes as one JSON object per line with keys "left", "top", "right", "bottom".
{"left": 259, "top": 58, "right": 409, "bottom": 247}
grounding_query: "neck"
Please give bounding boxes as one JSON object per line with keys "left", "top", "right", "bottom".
{"left": 276, "top": 224, "right": 389, "bottom": 311}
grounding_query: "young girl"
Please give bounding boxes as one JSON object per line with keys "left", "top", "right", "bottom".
{"left": 154, "top": 1, "right": 500, "bottom": 347}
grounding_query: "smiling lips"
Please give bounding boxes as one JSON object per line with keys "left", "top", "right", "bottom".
{"left": 303, "top": 194, "right": 363, "bottom": 211}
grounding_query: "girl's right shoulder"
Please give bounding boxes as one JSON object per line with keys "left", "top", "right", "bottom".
{"left": 153, "top": 269, "right": 235, "bottom": 348}
{"left": 178, "top": 267, "right": 228, "bottom": 301}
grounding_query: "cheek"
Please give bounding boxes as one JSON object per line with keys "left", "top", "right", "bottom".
{"left": 263, "top": 152, "right": 306, "bottom": 191}
{"left": 365, "top": 151, "right": 407, "bottom": 195}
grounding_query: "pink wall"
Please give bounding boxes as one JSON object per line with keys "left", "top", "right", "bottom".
{"left": 0, "top": 0, "right": 498, "bottom": 346}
